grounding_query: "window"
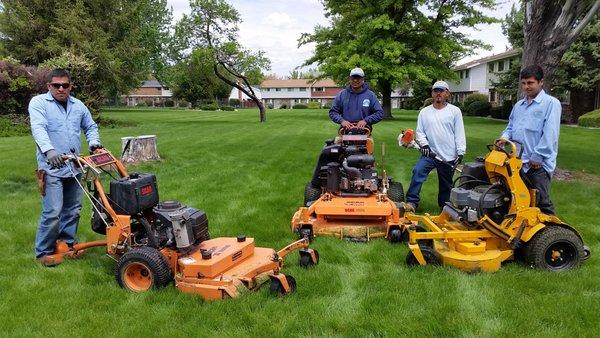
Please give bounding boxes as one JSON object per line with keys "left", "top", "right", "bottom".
{"left": 299, "top": 87, "right": 306, "bottom": 92}
{"left": 313, "top": 87, "right": 324, "bottom": 92}
{"left": 498, "top": 61, "right": 504, "bottom": 72}
{"left": 276, "top": 88, "right": 281, "bottom": 92}
{"left": 465, "top": 69, "right": 470, "bottom": 78}
{"left": 287, "top": 88, "right": 293, "bottom": 92}
{"left": 488, "top": 63, "right": 494, "bottom": 73}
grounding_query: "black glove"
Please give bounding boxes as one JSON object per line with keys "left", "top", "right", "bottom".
{"left": 45, "top": 149, "right": 65, "bottom": 169}
{"left": 454, "top": 155, "right": 464, "bottom": 166}
{"left": 90, "top": 144, "right": 104, "bottom": 152}
{"left": 419, "top": 145, "right": 431, "bottom": 158}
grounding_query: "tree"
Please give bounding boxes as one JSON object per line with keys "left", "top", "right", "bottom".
{"left": 169, "top": 48, "right": 232, "bottom": 105}
{"left": 300, "top": 0, "right": 497, "bottom": 119}
{"left": 176, "top": 0, "right": 271, "bottom": 122}
{"left": 0, "top": 0, "right": 173, "bottom": 114}
{"left": 521, "top": 1, "right": 600, "bottom": 92}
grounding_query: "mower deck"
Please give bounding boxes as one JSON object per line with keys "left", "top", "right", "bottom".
{"left": 291, "top": 192, "right": 402, "bottom": 241}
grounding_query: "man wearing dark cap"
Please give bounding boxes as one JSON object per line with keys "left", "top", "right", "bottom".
{"left": 328, "top": 67, "right": 383, "bottom": 129}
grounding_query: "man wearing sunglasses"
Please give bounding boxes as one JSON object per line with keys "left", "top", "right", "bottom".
{"left": 329, "top": 67, "right": 383, "bottom": 130}
{"left": 29, "top": 68, "right": 103, "bottom": 267}
{"left": 404, "top": 81, "right": 466, "bottom": 212}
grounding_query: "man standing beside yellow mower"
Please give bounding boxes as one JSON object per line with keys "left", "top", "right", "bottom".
{"left": 328, "top": 67, "right": 383, "bottom": 129}
{"left": 29, "top": 68, "right": 103, "bottom": 267}
{"left": 497, "top": 65, "right": 560, "bottom": 215}
{"left": 405, "top": 81, "right": 466, "bottom": 211}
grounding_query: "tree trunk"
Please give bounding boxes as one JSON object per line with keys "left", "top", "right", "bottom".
{"left": 121, "top": 135, "right": 160, "bottom": 163}
{"left": 380, "top": 80, "right": 393, "bottom": 119}
{"left": 213, "top": 64, "right": 266, "bottom": 122}
{"left": 521, "top": 1, "right": 600, "bottom": 96}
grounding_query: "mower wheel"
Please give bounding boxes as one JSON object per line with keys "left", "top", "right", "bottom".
{"left": 116, "top": 247, "right": 173, "bottom": 292}
{"left": 270, "top": 275, "right": 297, "bottom": 296}
{"left": 406, "top": 245, "right": 441, "bottom": 267}
{"left": 299, "top": 249, "right": 319, "bottom": 267}
{"left": 304, "top": 183, "right": 321, "bottom": 206}
{"left": 387, "top": 181, "right": 405, "bottom": 203}
{"left": 388, "top": 228, "right": 403, "bottom": 244}
{"left": 525, "top": 226, "right": 584, "bottom": 271}
{"left": 400, "top": 225, "right": 432, "bottom": 246}
{"left": 299, "top": 227, "right": 313, "bottom": 241}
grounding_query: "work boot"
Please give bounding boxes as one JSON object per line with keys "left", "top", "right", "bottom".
{"left": 403, "top": 202, "right": 416, "bottom": 213}
{"left": 37, "top": 255, "right": 61, "bottom": 267}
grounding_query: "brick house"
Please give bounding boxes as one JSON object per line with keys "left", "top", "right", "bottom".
{"left": 260, "top": 79, "right": 342, "bottom": 108}
{"left": 123, "top": 80, "right": 173, "bottom": 106}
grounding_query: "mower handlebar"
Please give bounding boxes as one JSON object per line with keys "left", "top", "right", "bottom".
{"left": 338, "top": 124, "right": 371, "bottom": 137}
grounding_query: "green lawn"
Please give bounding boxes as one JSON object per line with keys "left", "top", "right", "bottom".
{"left": 1, "top": 108, "right": 599, "bottom": 336}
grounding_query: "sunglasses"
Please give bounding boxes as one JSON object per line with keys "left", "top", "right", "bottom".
{"left": 432, "top": 88, "right": 445, "bottom": 93}
{"left": 50, "top": 83, "right": 71, "bottom": 89}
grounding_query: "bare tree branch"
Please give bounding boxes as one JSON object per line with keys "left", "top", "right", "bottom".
{"left": 566, "top": 1, "right": 600, "bottom": 44}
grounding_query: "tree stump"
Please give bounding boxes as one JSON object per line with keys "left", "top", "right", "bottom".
{"left": 121, "top": 135, "right": 160, "bottom": 163}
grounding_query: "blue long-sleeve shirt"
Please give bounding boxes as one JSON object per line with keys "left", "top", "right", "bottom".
{"left": 29, "top": 92, "right": 101, "bottom": 177}
{"left": 328, "top": 83, "right": 383, "bottom": 126}
{"left": 501, "top": 89, "right": 561, "bottom": 174}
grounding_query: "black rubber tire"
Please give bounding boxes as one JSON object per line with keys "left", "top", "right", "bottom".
{"left": 388, "top": 227, "right": 403, "bottom": 244}
{"left": 299, "top": 249, "right": 320, "bottom": 267}
{"left": 304, "top": 182, "right": 322, "bottom": 206}
{"left": 116, "top": 247, "right": 173, "bottom": 291}
{"left": 524, "top": 225, "right": 584, "bottom": 271}
{"left": 270, "top": 275, "right": 297, "bottom": 296}
{"left": 405, "top": 245, "right": 441, "bottom": 267}
{"left": 299, "top": 227, "right": 313, "bottom": 241}
{"left": 387, "top": 180, "right": 405, "bottom": 203}
{"left": 400, "top": 225, "right": 432, "bottom": 246}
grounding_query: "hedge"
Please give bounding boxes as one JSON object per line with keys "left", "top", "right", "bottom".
{"left": 292, "top": 104, "right": 308, "bottom": 109}
{"left": 578, "top": 108, "right": 600, "bottom": 128}
{"left": 465, "top": 100, "right": 491, "bottom": 117}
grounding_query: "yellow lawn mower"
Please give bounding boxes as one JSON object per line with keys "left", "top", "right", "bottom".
{"left": 403, "top": 140, "right": 591, "bottom": 272}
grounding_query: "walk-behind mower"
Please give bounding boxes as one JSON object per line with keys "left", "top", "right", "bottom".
{"left": 291, "top": 126, "right": 405, "bottom": 242}
{"left": 402, "top": 140, "right": 591, "bottom": 272}
{"left": 46, "top": 149, "right": 319, "bottom": 300}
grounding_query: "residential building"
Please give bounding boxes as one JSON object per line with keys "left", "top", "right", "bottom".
{"left": 446, "top": 49, "right": 520, "bottom": 105}
{"left": 229, "top": 86, "right": 262, "bottom": 108}
{"left": 260, "top": 79, "right": 342, "bottom": 108}
{"left": 123, "top": 80, "right": 173, "bottom": 106}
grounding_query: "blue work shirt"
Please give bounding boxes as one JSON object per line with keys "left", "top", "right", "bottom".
{"left": 328, "top": 83, "right": 383, "bottom": 126}
{"left": 500, "top": 90, "right": 561, "bottom": 174}
{"left": 29, "top": 92, "right": 101, "bottom": 178}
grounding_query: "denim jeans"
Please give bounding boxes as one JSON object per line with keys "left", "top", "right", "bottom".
{"left": 35, "top": 174, "right": 82, "bottom": 258}
{"left": 406, "top": 156, "right": 455, "bottom": 209}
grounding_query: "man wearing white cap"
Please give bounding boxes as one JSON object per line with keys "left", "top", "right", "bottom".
{"left": 405, "top": 80, "right": 466, "bottom": 211}
{"left": 328, "top": 67, "right": 383, "bottom": 129}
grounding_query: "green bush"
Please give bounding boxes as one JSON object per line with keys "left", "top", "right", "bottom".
{"left": 0, "top": 115, "right": 30, "bottom": 137}
{"left": 0, "top": 59, "right": 48, "bottom": 116}
{"left": 465, "top": 100, "right": 491, "bottom": 116}
{"left": 578, "top": 108, "right": 600, "bottom": 127}
{"left": 178, "top": 100, "right": 189, "bottom": 108}
{"left": 490, "top": 100, "right": 513, "bottom": 120}
{"left": 229, "top": 98, "right": 240, "bottom": 107}
{"left": 220, "top": 105, "right": 235, "bottom": 111}
{"left": 200, "top": 103, "right": 218, "bottom": 111}
{"left": 280, "top": 104, "right": 288, "bottom": 109}
{"left": 463, "top": 93, "right": 488, "bottom": 109}
{"left": 323, "top": 104, "right": 331, "bottom": 109}
{"left": 164, "top": 99, "right": 174, "bottom": 107}
{"left": 136, "top": 101, "right": 148, "bottom": 107}
{"left": 292, "top": 104, "right": 308, "bottom": 109}
{"left": 307, "top": 101, "right": 321, "bottom": 109}
{"left": 421, "top": 97, "right": 433, "bottom": 108}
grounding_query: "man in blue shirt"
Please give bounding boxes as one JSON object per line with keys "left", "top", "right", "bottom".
{"left": 497, "top": 65, "right": 561, "bottom": 215}
{"left": 29, "top": 68, "right": 103, "bottom": 266}
{"left": 329, "top": 67, "right": 384, "bottom": 129}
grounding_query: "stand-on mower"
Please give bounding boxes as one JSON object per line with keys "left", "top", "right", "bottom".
{"left": 402, "top": 140, "right": 591, "bottom": 272}
{"left": 291, "top": 126, "right": 405, "bottom": 242}
{"left": 46, "top": 149, "right": 319, "bottom": 300}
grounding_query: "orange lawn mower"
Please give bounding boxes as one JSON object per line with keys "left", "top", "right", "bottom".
{"left": 46, "top": 149, "right": 319, "bottom": 300}
{"left": 291, "top": 125, "right": 406, "bottom": 242}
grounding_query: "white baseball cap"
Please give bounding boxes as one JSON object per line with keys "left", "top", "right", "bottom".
{"left": 349, "top": 67, "right": 365, "bottom": 77}
{"left": 432, "top": 80, "right": 449, "bottom": 91}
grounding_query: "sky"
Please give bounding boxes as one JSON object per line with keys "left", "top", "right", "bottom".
{"left": 166, "top": 0, "right": 519, "bottom": 77}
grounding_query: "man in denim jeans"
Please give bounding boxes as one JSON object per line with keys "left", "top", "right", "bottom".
{"left": 496, "top": 65, "right": 561, "bottom": 215}
{"left": 405, "top": 81, "right": 466, "bottom": 212}
{"left": 29, "top": 68, "right": 102, "bottom": 267}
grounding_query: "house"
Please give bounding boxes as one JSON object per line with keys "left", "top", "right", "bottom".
{"left": 446, "top": 49, "right": 520, "bottom": 105}
{"left": 123, "top": 80, "right": 173, "bottom": 106}
{"left": 260, "top": 79, "right": 342, "bottom": 108}
{"left": 228, "top": 86, "right": 262, "bottom": 108}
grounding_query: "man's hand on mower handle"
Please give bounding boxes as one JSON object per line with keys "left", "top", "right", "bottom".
{"left": 495, "top": 138, "right": 508, "bottom": 148}
{"left": 45, "top": 149, "right": 65, "bottom": 169}
{"left": 341, "top": 120, "right": 353, "bottom": 129}
{"left": 529, "top": 160, "right": 542, "bottom": 170}
{"left": 356, "top": 120, "right": 367, "bottom": 128}
{"left": 90, "top": 144, "right": 104, "bottom": 153}
{"left": 419, "top": 145, "right": 431, "bottom": 158}
{"left": 453, "top": 155, "right": 464, "bottom": 167}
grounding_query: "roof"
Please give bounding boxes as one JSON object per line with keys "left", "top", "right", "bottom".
{"left": 140, "top": 80, "right": 164, "bottom": 88}
{"left": 453, "top": 49, "right": 520, "bottom": 71}
{"left": 260, "top": 78, "right": 338, "bottom": 88}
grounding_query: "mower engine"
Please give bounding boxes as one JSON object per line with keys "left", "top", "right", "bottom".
{"left": 445, "top": 160, "right": 509, "bottom": 225}
{"left": 322, "top": 153, "right": 379, "bottom": 195}
{"left": 153, "top": 201, "right": 209, "bottom": 252}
